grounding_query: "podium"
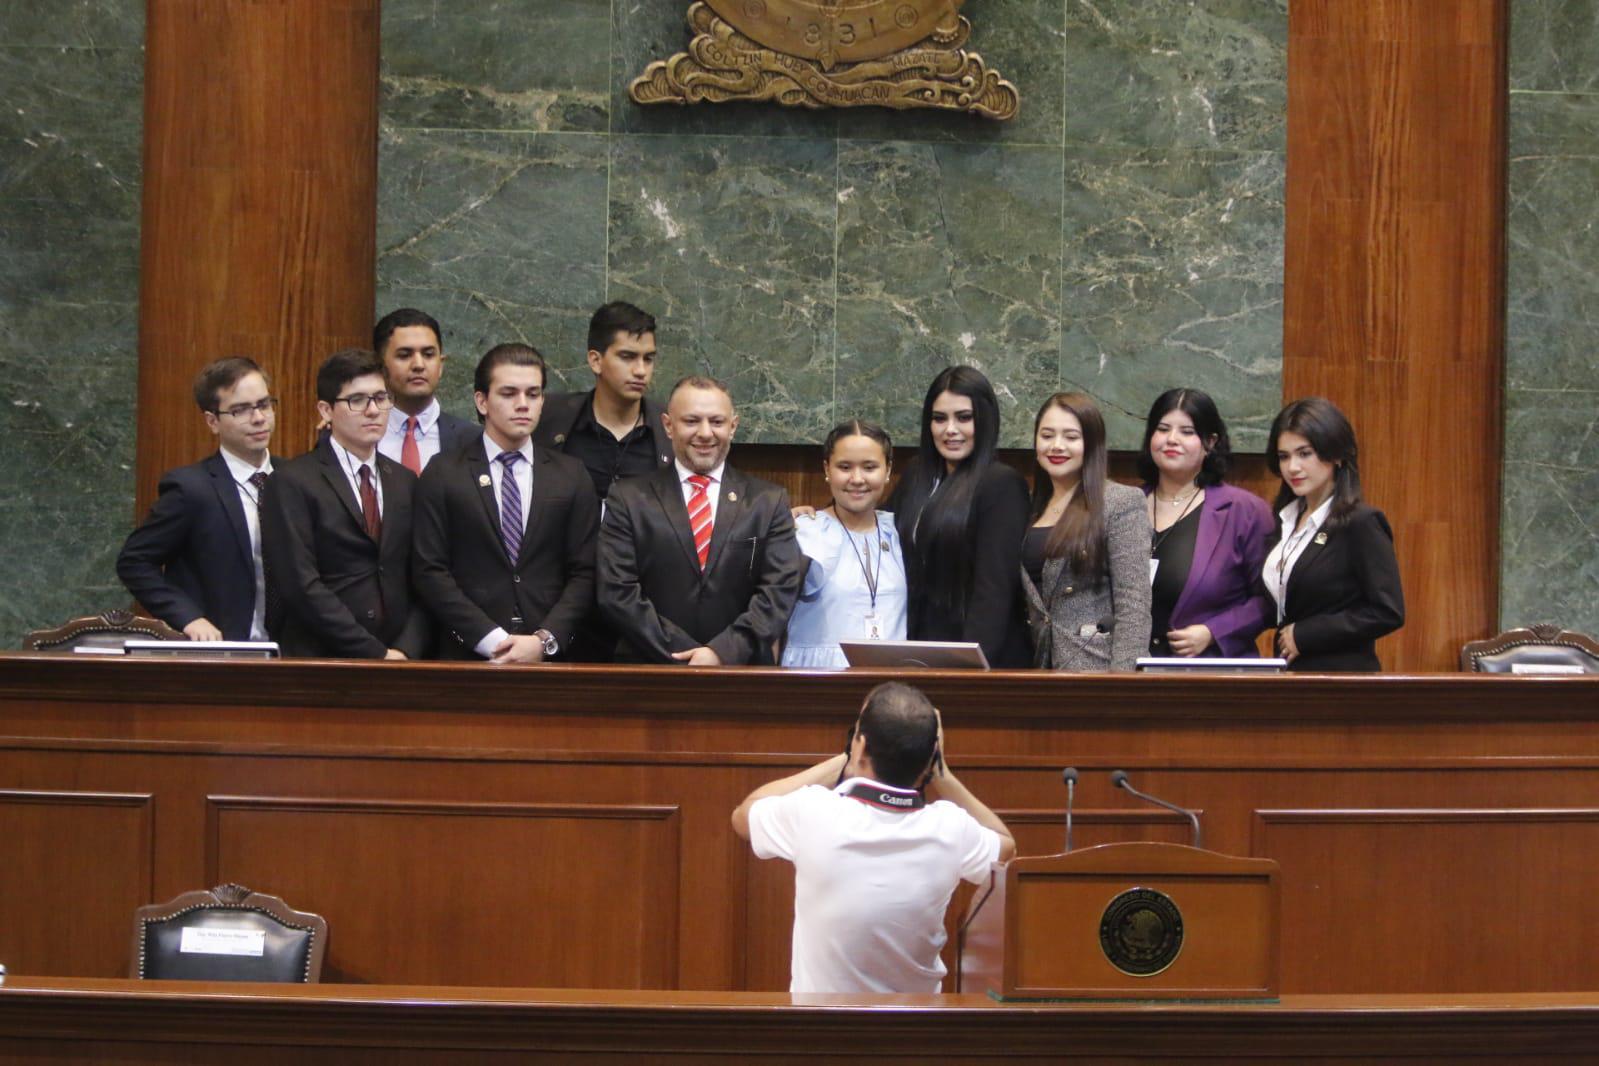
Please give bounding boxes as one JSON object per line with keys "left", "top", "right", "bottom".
{"left": 957, "top": 842, "right": 1280, "bottom": 1001}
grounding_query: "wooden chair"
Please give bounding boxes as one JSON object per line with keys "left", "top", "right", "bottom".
{"left": 22, "top": 609, "right": 183, "bottom": 652}
{"left": 1460, "top": 623, "right": 1599, "bottom": 674}
{"left": 131, "top": 883, "right": 327, "bottom": 983}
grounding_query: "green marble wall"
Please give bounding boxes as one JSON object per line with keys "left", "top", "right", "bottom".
{"left": 1504, "top": 2, "right": 1599, "bottom": 634}
{"left": 0, "top": 1, "right": 143, "bottom": 647}
{"left": 378, "top": 0, "right": 1286, "bottom": 449}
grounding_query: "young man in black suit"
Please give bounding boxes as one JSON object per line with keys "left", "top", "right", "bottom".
{"left": 260, "top": 349, "right": 431, "bottom": 659}
{"left": 533, "top": 301, "right": 672, "bottom": 503}
{"left": 116, "top": 357, "right": 279, "bottom": 642}
{"left": 598, "top": 376, "right": 803, "bottom": 665}
{"left": 412, "top": 344, "right": 599, "bottom": 663}
{"left": 374, "top": 307, "right": 478, "bottom": 472}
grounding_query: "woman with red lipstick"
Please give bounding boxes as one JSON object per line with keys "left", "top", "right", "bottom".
{"left": 1138, "top": 388, "right": 1274, "bottom": 658}
{"left": 1021, "top": 392, "right": 1151, "bottom": 671}
{"left": 1263, "top": 397, "right": 1404, "bottom": 671}
{"left": 890, "top": 366, "right": 1031, "bottom": 668}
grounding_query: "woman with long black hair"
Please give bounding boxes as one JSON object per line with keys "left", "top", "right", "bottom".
{"left": 1263, "top": 397, "right": 1404, "bottom": 671}
{"left": 890, "top": 366, "right": 1031, "bottom": 668}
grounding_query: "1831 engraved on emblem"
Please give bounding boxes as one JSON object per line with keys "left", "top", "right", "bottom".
{"left": 1099, "top": 887, "right": 1185, "bottom": 977}
{"left": 629, "top": 0, "right": 1019, "bottom": 120}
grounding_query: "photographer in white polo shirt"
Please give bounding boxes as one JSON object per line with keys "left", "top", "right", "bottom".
{"left": 732, "top": 682, "right": 1016, "bottom": 994}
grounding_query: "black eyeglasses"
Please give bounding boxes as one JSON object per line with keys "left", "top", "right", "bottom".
{"left": 214, "top": 397, "right": 280, "bottom": 419}
{"left": 332, "top": 391, "right": 394, "bottom": 412}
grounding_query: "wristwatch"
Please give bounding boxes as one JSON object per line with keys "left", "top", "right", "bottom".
{"left": 533, "top": 629, "right": 559, "bottom": 658}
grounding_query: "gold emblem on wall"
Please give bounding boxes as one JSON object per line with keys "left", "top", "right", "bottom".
{"left": 629, "top": 1, "right": 1019, "bottom": 120}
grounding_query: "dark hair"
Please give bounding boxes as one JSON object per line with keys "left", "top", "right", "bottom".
{"left": 1266, "top": 396, "right": 1364, "bottom": 531}
{"left": 856, "top": 682, "right": 938, "bottom": 789}
{"left": 1136, "top": 387, "right": 1232, "bottom": 488}
{"left": 193, "top": 356, "right": 268, "bottom": 413}
{"left": 316, "top": 348, "right": 384, "bottom": 405}
{"left": 587, "top": 301, "right": 657, "bottom": 355}
{"left": 474, "top": 343, "right": 546, "bottom": 396}
{"left": 668, "top": 374, "right": 732, "bottom": 404}
{"left": 893, "top": 366, "right": 1003, "bottom": 617}
{"left": 1029, "top": 392, "right": 1110, "bottom": 577}
{"left": 373, "top": 308, "right": 442, "bottom": 358}
{"left": 822, "top": 419, "right": 893, "bottom": 464}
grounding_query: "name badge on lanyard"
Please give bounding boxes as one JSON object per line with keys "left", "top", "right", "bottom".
{"left": 863, "top": 611, "right": 884, "bottom": 641}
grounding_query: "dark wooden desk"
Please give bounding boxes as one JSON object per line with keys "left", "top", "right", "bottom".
{"left": 2, "top": 977, "right": 1597, "bottom": 1063}
{"left": 1, "top": 656, "right": 1596, "bottom": 994}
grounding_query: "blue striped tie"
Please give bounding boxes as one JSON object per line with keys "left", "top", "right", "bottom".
{"left": 498, "top": 451, "right": 523, "bottom": 562}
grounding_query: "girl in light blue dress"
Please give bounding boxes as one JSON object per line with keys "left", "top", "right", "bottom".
{"left": 783, "top": 420, "right": 908, "bottom": 668}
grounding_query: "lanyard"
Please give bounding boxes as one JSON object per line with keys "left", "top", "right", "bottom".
{"left": 1273, "top": 511, "right": 1319, "bottom": 619}
{"left": 844, "top": 517, "right": 881, "bottom": 609}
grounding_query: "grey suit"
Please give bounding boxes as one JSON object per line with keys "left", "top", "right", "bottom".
{"left": 1020, "top": 481, "right": 1152, "bottom": 672}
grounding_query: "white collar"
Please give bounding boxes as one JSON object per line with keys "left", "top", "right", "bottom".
{"left": 1278, "top": 495, "right": 1334, "bottom": 535}
{"left": 220, "top": 447, "right": 271, "bottom": 483}
{"left": 483, "top": 433, "right": 534, "bottom": 465}
{"left": 328, "top": 436, "right": 378, "bottom": 477}
{"left": 389, "top": 397, "right": 441, "bottom": 435}
{"left": 674, "top": 458, "right": 726, "bottom": 485}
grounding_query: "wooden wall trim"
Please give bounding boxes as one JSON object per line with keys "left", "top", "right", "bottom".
{"left": 136, "top": 0, "right": 381, "bottom": 515}
{"left": 1283, "top": 1, "right": 1508, "bottom": 672}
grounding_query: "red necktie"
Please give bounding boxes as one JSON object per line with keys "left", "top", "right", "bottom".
{"left": 400, "top": 417, "right": 422, "bottom": 475}
{"left": 686, "top": 474, "right": 713, "bottom": 570}
{"left": 358, "top": 465, "right": 382, "bottom": 542}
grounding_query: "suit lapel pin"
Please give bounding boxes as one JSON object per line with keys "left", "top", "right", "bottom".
{"left": 478, "top": 474, "right": 491, "bottom": 487}
{"left": 554, "top": 433, "right": 566, "bottom": 444}
{"left": 727, "top": 491, "right": 738, "bottom": 502}
{"left": 1314, "top": 531, "right": 1328, "bottom": 545}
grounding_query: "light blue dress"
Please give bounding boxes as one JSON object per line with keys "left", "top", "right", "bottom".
{"left": 782, "top": 511, "right": 908, "bottom": 669}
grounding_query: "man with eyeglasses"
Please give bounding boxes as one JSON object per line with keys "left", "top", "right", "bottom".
{"left": 117, "top": 357, "right": 279, "bottom": 642}
{"left": 260, "top": 349, "right": 431, "bottom": 659}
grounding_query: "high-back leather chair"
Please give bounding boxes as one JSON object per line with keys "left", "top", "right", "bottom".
{"left": 23, "top": 609, "right": 183, "bottom": 652}
{"left": 1460, "top": 623, "right": 1599, "bottom": 674}
{"left": 131, "top": 883, "right": 327, "bottom": 982}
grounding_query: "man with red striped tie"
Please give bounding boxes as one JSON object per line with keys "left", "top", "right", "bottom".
{"left": 598, "top": 376, "right": 802, "bottom": 665}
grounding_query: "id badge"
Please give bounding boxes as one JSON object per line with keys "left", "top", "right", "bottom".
{"left": 863, "top": 611, "right": 884, "bottom": 641}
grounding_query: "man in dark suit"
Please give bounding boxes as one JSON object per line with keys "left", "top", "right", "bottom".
{"left": 532, "top": 301, "right": 672, "bottom": 503}
{"left": 413, "top": 344, "right": 599, "bottom": 663}
{"left": 374, "top": 307, "right": 478, "bottom": 470}
{"left": 261, "top": 349, "right": 431, "bottom": 659}
{"left": 117, "top": 357, "right": 279, "bottom": 642}
{"left": 598, "top": 376, "right": 803, "bottom": 665}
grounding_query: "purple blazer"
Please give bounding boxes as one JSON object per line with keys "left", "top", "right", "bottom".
{"left": 1148, "top": 482, "right": 1275, "bottom": 657}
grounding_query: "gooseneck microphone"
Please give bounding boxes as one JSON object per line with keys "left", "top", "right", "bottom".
{"left": 1110, "top": 769, "right": 1201, "bottom": 849}
{"left": 1061, "top": 767, "right": 1078, "bottom": 853}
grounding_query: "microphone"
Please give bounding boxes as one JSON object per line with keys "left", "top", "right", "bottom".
{"left": 1061, "top": 767, "right": 1078, "bottom": 853}
{"left": 1110, "top": 769, "right": 1201, "bottom": 848}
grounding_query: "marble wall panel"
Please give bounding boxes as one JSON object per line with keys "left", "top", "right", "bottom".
{"left": 0, "top": 18, "right": 143, "bottom": 648}
{"left": 1503, "top": 6, "right": 1599, "bottom": 637}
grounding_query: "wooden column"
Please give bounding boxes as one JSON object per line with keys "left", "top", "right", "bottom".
{"left": 136, "top": 0, "right": 381, "bottom": 515}
{"left": 1283, "top": 1, "right": 1507, "bottom": 672}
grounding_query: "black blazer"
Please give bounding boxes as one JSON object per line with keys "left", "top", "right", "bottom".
{"left": 115, "top": 452, "right": 260, "bottom": 640}
{"left": 412, "top": 440, "right": 600, "bottom": 659}
{"left": 598, "top": 464, "right": 803, "bottom": 665}
{"left": 260, "top": 440, "right": 431, "bottom": 659}
{"left": 533, "top": 389, "right": 673, "bottom": 467}
{"left": 1275, "top": 504, "right": 1405, "bottom": 672}
{"left": 891, "top": 461, "right": 1032, "bottom": 668}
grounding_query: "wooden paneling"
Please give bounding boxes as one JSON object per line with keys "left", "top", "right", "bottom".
{"left": 4, "top": 980, "right": 1599, "bottom": 1064}
{"left": 1283, "top": 1, "right": 1507, "bottom": 671}
{"left": 1, "top": 656, "right": 1596, "bottom": 994}
{"left": 136, "top": 0, "right": 380, "bottom": 514}
{"left": 1255, "top": 808, "right": 1599, "bottom": 993}
{"left": 205, "top": 797, "right": 681, "bottom": 988}
{"left": 0, "top": 791, "right": 153, "bottom": 977}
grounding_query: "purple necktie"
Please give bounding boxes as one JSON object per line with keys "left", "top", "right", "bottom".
{"left": 498, "top": 451, "right": 523, "bottom": 561}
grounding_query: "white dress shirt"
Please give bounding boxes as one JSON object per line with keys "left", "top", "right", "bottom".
{"left": 379, "top": 397, "right": 444, "bottom": 469}
{"left": 473, "top": 434, "right": 536, "bottom": 659}
{"left": 1264, "top": 496, "right": 1333, "bottom": 623}
{"left": 675, "top": 459, "right": 726, "bottom": 524}
{"left": 328, "top": 437, "right": 383, "bottom": 519}
{"left": 220, "top": 447, "right": 273, "bottom": 641}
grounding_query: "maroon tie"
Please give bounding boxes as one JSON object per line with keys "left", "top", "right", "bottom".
{"left": 358, "top": 465, "right": 382, "bottom": 542}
